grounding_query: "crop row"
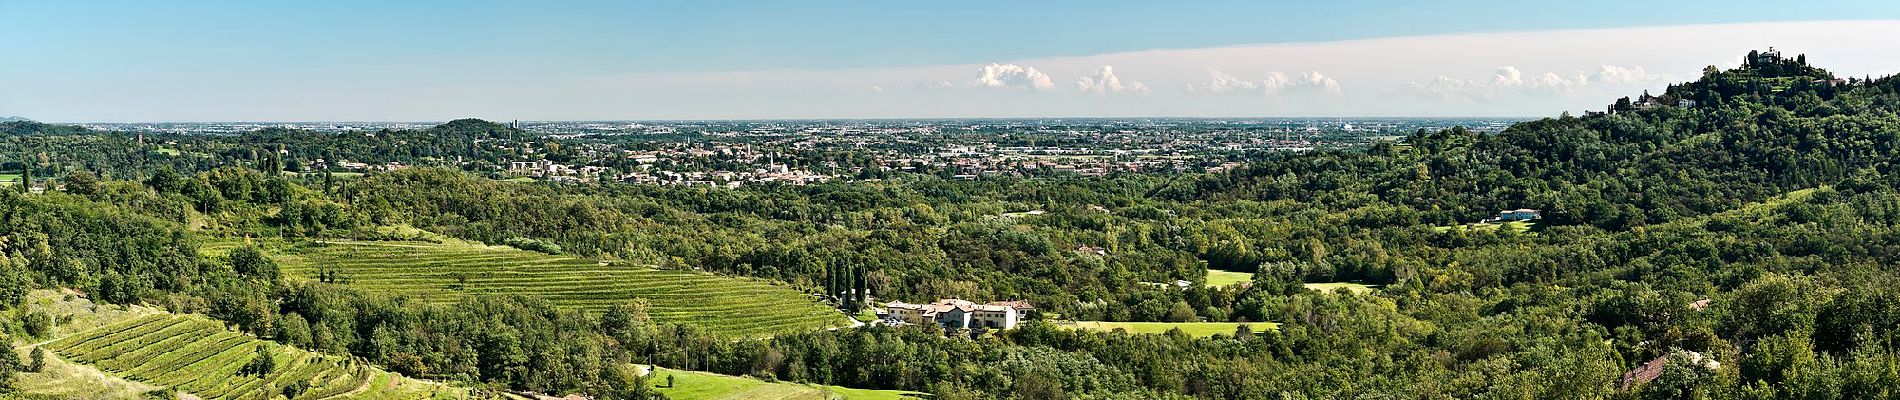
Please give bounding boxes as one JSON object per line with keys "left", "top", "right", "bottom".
{"left": 44, "top": 313, "right": 462, "bottom": 399}
{"left": 275, "top": 241, "right": 850, "bottom": 337}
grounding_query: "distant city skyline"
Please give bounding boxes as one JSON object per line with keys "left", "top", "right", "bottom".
{"left": 6, "top": 2, "right": 1900, "bottom": 122}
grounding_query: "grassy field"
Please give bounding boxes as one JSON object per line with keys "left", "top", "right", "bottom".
{"left": 1204, "top": 269, "right": 1253, "bottom": 287}
{"left": 1432, "top": 220, "right": 1537, "bottom": 233}
{"left": 648, "top": 367, "right": 924, "bottom": 400}
{"left": 0, "top": 172, "right": 19, "bottom": 186}
{"left": 1065, "top": 321, "right": 1278, "bottom": 338}
{"left": 260, "top": 239, "right": 850, "bottom": 338}
{"left": 13, "top": 347, "right": 160, "bottom": 400}
{"left": 1304, "top": 282, "right": 1379, "bottom": 294}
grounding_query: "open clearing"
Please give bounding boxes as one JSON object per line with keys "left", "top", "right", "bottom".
{"left": 1304, "top": 282, "right": 1379, "bottom": 294}
{"left": 260, "top": 239, "right": 850, "bottom": 338}
{"left": 1204, "top": 269, "right": 1252, "bottom": 287}
{"left": 1432, "top": 220, "right": 1537, "bottom": 233}
{"left": 1064, "top": 321, "right": 1279, "bottom": 338}
{"left": 19, "top": 290, "right": 462, "bottom": 400}
{"left": 648, "top": 367, "right": 923, "bottom": 400}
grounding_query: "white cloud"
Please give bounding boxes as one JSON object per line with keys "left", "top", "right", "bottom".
{"left": 971, "top": 63, "right": 1056, "bottom": 91}
{"left": 66, "top": 21, "right": 1900, "bottom": 121}
{"left": 1296, "top": 71, "right": 1343, "bottom": 94}
{"left": 1185, "top": 70, "right": 1260, "bottom": 94}
{"left": 1594, "top": 65, "right": 1660, "bottom": 84}
{"left": 1075, "top": 65, "right": 1149, "bottom": 95}
{"left": 1493, "top": 66, "right": 1523, "bottom": 86}
{"left": 1189, "top": 70, "right": 1340, "bottom": 95}
{"left": 1400, "top": 64, "right": 1669, "bottom": 100}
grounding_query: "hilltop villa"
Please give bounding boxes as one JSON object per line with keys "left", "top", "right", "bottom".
{"left": 1494, "top": 209, "right": 1542, "bottom": 222}
{"left": 883, "top": 299, "right": 1036, "bottom": 330}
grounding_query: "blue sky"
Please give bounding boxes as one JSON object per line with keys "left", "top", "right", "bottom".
{"left": 6, "top": 1, "right": 1900, "bottom": 121}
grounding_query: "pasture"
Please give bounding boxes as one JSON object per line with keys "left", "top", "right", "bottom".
{"left": 264, "top": 239, "right": 850, "bottom": 338}
{"left": 1304, "top": 282, "right": 1379, "bottom": 294}
{"left": 647, "top": 367, "right": 924, "bottom": 400}
{"left": 1065, "top": 321, "right": 1278, "bottom": 338}
{"left": 1204, "top": 269, "right": 1253, "bottom": 287}
{"left": 1432, "top": 220, "right": 1537, "bottom": 233}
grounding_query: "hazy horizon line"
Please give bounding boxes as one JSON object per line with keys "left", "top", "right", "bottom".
{"left": 32, "top": 115, "right": 1542, "bottom": 125}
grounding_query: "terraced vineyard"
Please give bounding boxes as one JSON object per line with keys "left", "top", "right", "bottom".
{"left": 266, "top": 240, "right": 850, "bottom": 338}
{"left": 42, "top": 313, "right": 462, "bottom": 400}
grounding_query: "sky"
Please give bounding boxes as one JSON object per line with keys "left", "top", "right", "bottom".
{"left": 6, "top": 1, "right": 1900, "bottom": 122}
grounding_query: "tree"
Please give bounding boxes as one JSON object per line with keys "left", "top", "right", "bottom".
{"left": 0, "top": 255, "right": 29, "bottom": 308}
{"left": 26, "top": 347, "right": 43, "bottom": 373}
{"left": 65, "top": 170, "right": 99, "bottom": 196}
{"left": 146, "top": 167, "right": 183, "bottom": 193}
{"left": 240, "top": 344, "right": 276, "bottom": 376}
{"left": 16, "top": 154, "right": 28, "bottom": 194}
{"left": 21, "top": 312, "right": 51, "bottom": 338}
{"left": 228, "top": 246, "right": 279, "bottom": 281}
{"left": 1166, "top": 300, "right": 1197, "bottom": 322}
{"left": 0, "top": 336, "right": 22, "bottom": 389}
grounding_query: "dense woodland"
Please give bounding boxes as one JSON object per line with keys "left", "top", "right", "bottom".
{"left": 1, "top": 52, "right": 1900, "bottom": 398}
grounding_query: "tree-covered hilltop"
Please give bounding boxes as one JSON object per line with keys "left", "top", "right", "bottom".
{"left": 1186, "top": 49, "right": 1899, "bottom": 233}
{"left": 6, "top": 51, "right": 1900, "bottom": 398}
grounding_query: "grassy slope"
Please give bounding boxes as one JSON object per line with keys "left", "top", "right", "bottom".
{"left": 13, "top": 349, "right": 158, "bottom": 400}
{"left": 1064, "top": 321, "right": 1280, "bottom": 338}
{"left": 252, "top": 239, "right": 849, "bottom": 338}
{"left": 648, "top": 367, "right": 923, "bottom": 400}
{"left": 1431, "top": 220, "right": 1538, "bottom": 233}
{"left": 1303, "top": 282, "right": 1379, "bottom": 294}
{"left": 1204, "top": 269, "right": 1252, "bottom": 287}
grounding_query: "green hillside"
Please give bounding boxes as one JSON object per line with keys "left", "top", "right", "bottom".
{"left": 42, "top": 314, "right": 464, "bottom": 400}
{"left": 646, "top": 367, "right": 923, "bottom": 400}
{"left": 262, "top": 239, "right": 850, "bottom": 338}
{"left": 9, "top": 290, "right": 464, "bottom": 400}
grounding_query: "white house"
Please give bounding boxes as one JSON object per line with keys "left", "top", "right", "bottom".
{"left": 884, "top": 299, "right": 1034, "bottom": 330}
{"left": 1496, "top": 209, "right": 1542, "bottom": 222}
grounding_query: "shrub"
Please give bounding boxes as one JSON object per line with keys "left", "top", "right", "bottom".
{"left": 503, "top": 237, "right": 563, "bottom": 254}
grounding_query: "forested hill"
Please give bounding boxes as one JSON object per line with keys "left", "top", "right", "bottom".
{"left": 1189, "top": 50, "right": 1900, "bottom": 231}
{"left": 14, "top": 51, "right": 1900, "bottom": 398}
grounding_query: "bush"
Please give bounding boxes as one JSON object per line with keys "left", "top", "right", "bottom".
{"left": 503, "top": 237, "right": 563, "bottom": 254}
{"left": 21, "top": 311, "right": 51, "bottom": 338}
{"left": 27, "top": 347, "right": 43, "bottom": 373}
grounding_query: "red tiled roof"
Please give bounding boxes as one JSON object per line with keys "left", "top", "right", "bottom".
{"left": 1620, "top": 356, "right": 1669, "bottom": 391}
{"left": 986, "top": 300, "right": 1036, "bottom": 310}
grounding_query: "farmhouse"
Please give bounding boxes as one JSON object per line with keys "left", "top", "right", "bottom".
{"left": 884, "top": 299, "right": 1035, "bottom": 330}
{"left": 1494, "top": 209, "right": 1542, "bottom": 222}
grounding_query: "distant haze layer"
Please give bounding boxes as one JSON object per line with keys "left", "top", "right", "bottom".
{"left": 7, "top": 20, "right": 1900, "bottom": 122}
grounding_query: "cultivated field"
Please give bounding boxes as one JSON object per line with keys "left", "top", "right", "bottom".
{"left": 646, "top": 367, "right": 924, "bottom": 400}
{"left": 1064, "top": 321, "right": 1279, "bottom": 338}
{"left": 41, "top": 313, "right": 462, "bottom": 400}
{"left": 264, "top": 240, "right": 850, "bottom": 338}
{"left": 1432, "top": 220, "right": 1537, "bottom": 233}
{"left": 1204, "top": 269, "right": 1253, "bottom": 287}
{"left": 1303, "top": 282, "right": 1379, "bottom": 294}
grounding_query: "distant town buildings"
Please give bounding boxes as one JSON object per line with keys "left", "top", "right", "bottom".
{"left": 93, "top": 118, "right": 1525, "bottom": 189}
